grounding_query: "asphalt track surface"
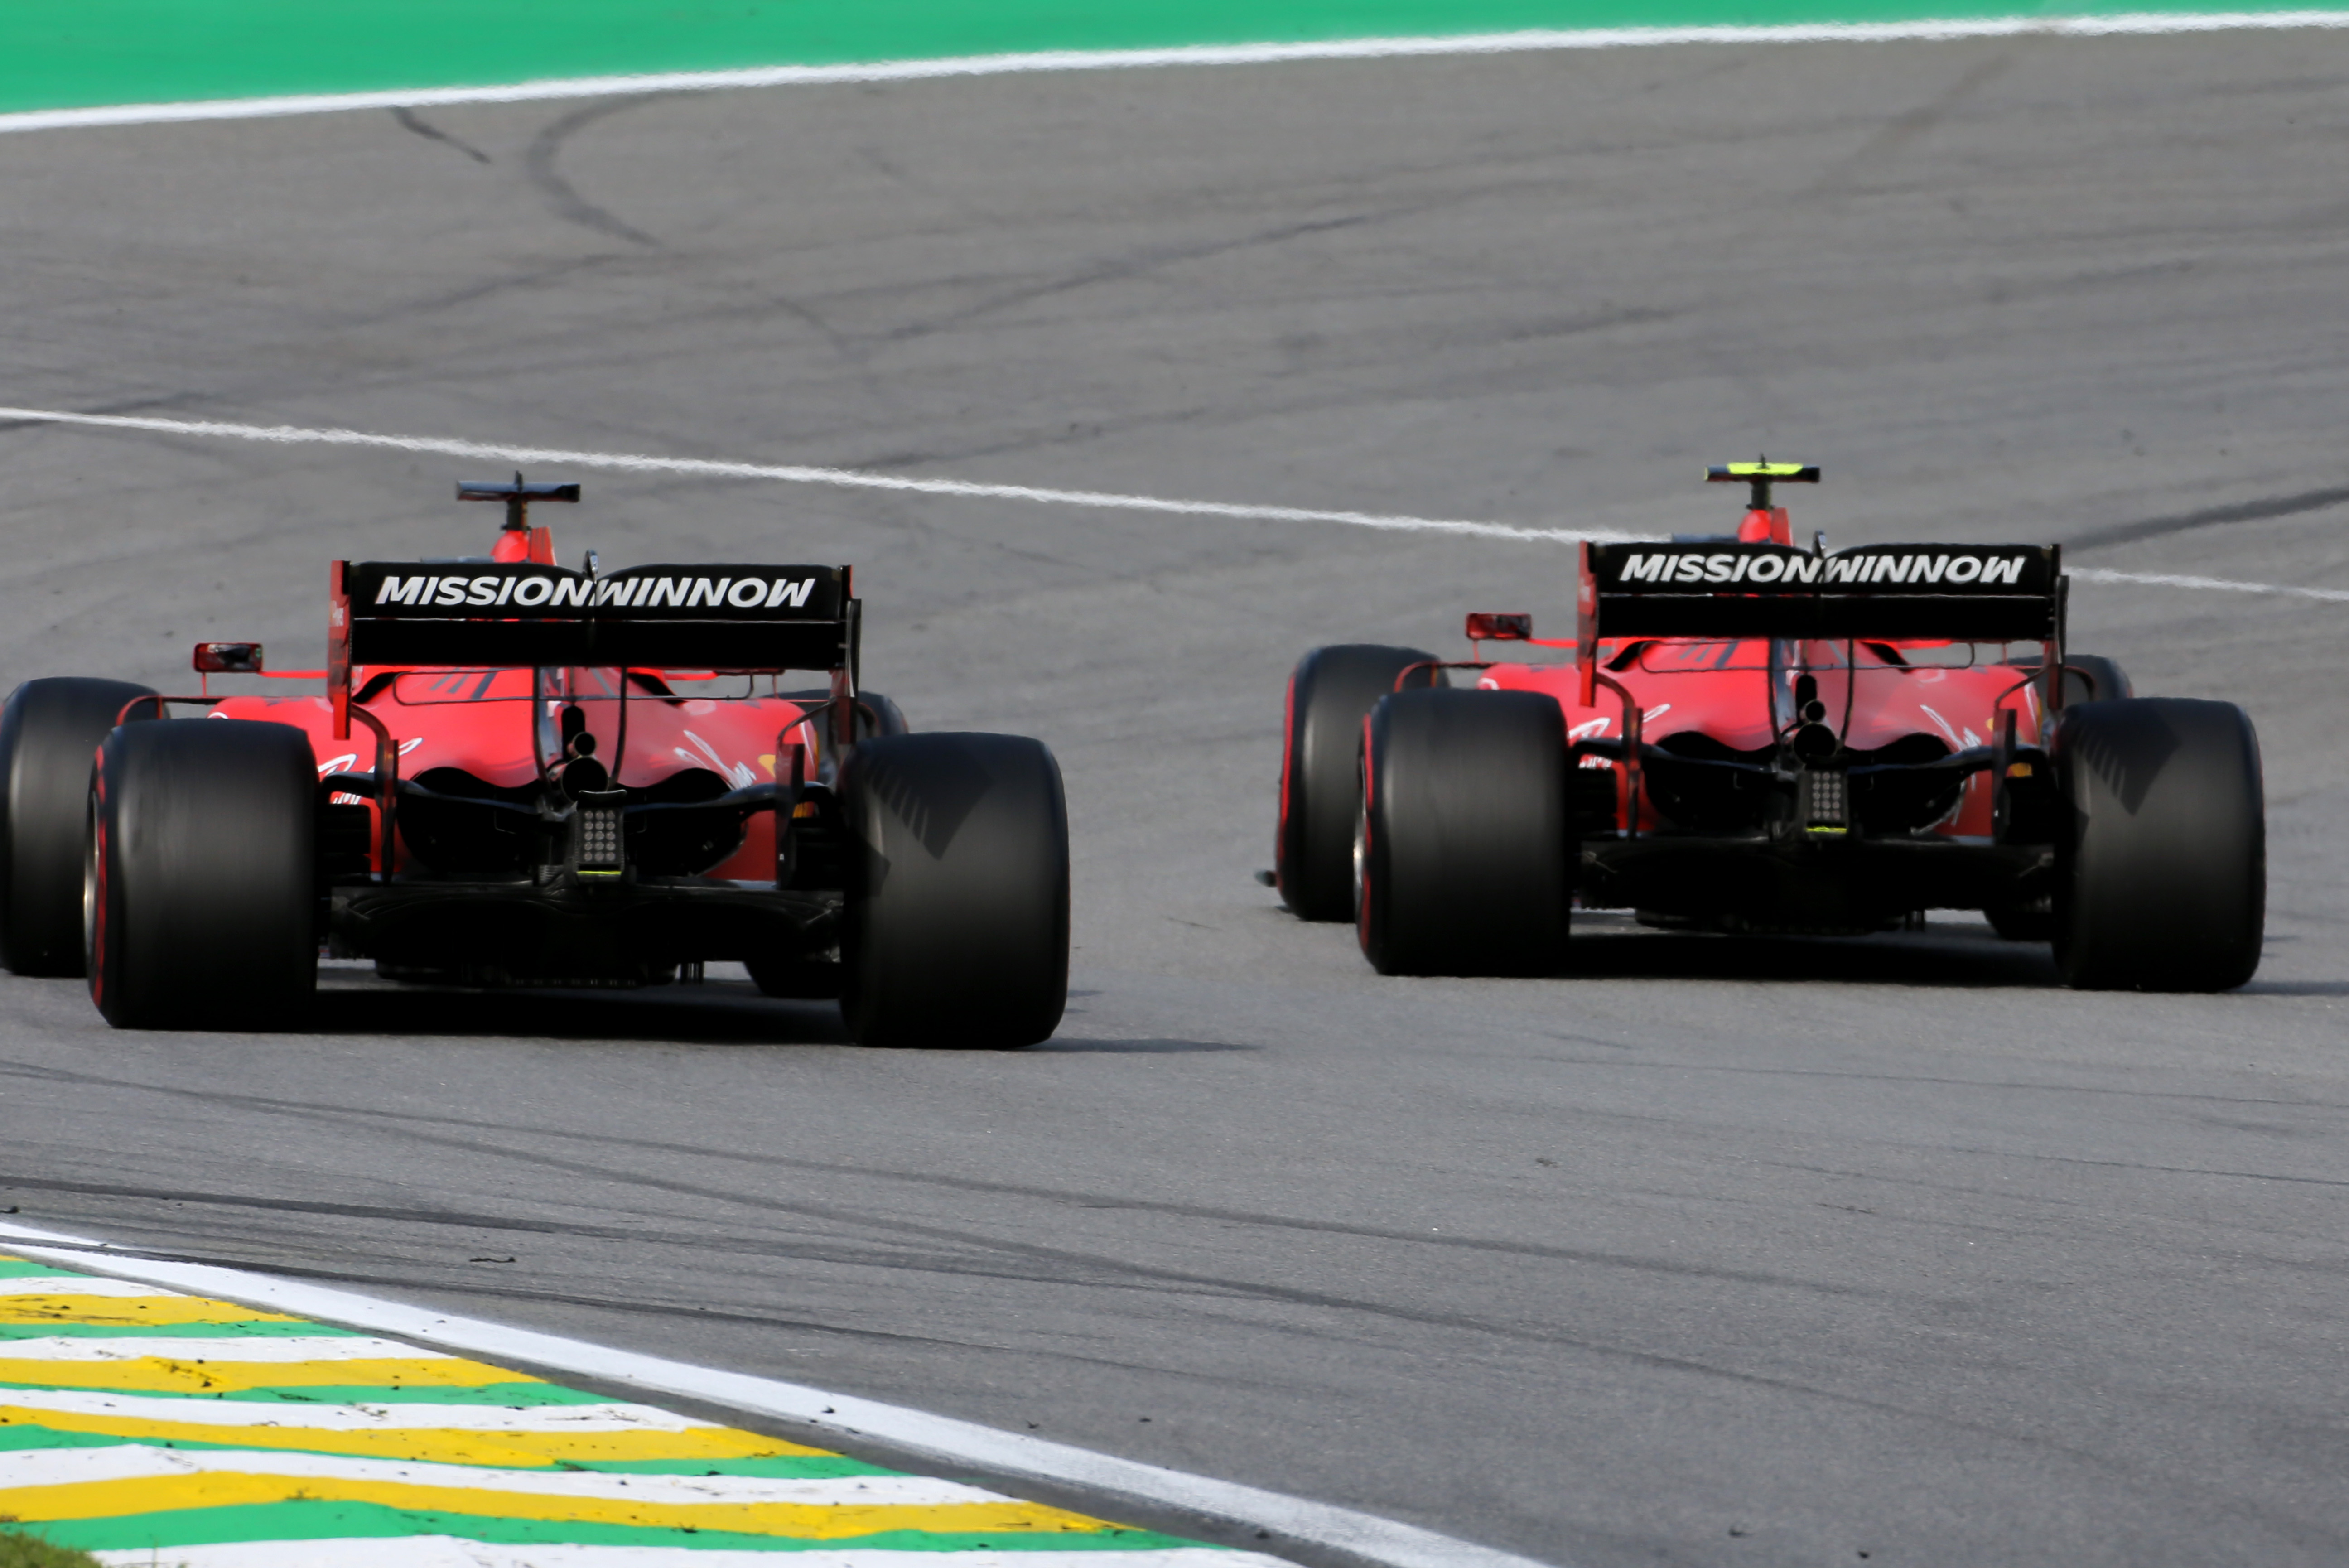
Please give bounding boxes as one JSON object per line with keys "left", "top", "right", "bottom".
{"left": 3, "top": 34, "right": 2347, "bottom": 1568}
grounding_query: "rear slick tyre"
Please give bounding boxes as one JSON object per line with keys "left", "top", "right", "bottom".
{"left": 1357, "top": 688, "right": 1572, "bottom": 977}
{"left": 87, "top": 719, "right": 318, "bottom": 1029}
{"left": 839, "top": 732, "right": 1069, "bottom": 1048}
{"left": 1276, "top": 644, "right": 1442, "bottom": 922}
{"left": 2052, "top": 697, "right": 2264, "bottom": 992}
{"left": 0, "top": 677, "right": 157, "bottom": 975}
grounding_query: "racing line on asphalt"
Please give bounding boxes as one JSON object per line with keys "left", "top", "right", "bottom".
{"left": 2, "top": 405, "right": 2344, "bottom": 605}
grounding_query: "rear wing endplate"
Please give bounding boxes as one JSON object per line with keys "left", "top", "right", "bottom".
{"left": 1574, "top": 541, "right": 2062, "bottom": 703}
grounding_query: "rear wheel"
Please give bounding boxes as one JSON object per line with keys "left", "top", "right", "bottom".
{"left": 0, "top": 677, "right": 157, "bottom": 975}
{"left": 838, "top": 732, "right": 1068, "bottom": 1047}
{"left": 1357, "top": 688, "right": 1572, "bottom": 976}
{"left": 87, "top": 719, "right": 318, "bottom": 1028}
{"left": 1276, "top": 644, "right": 1442, "bottom": 922}
{"left": 2052, "top": 697, "right": 2263, "bottom": 991}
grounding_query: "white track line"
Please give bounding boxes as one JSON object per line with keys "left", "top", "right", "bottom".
{"left": 2068, "top": 564, "right": 2349, "bottom": 602}
{"left": 0, "top": 1386, "right": 706, "bottom": 1432}
{"left": 3, "top": 1444, "right": 1003, "bottom": 1507}
{"left": 0, "top": 1274, "right": 174, "bottom": 1298}
{"left": 4, "top": 12, "right": 2349, "bottom": 135}
{"left": 0, "top": 1335, "right": 450, "bottom": 1361}
{"left": 0, "top": 404, "right": 1627, "bottom": 547}
{"left": 0, "top": 1220, "right": 1560, "bottom": 1568}
{"left": 4, "top": 403, "right": 2339, "bottom": 602}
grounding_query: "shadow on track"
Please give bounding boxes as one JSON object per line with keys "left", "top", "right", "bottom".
{"left": 1034, "top": 1037, "right": 1258, "bottom": 1054}
{"left": 310, "top": 973, "right": 851, "bottom": 1045}
{"left": 1563, "top": 920, "right": 2065, "bottom": 989}
{"left": 303, "top": 979, "right": 1259, "bottom": 1050}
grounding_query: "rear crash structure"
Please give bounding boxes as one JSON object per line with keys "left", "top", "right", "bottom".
{"left": 0, "top": 481, "right": 1071, "bottom": 1042}
{"left": 1273, "top": 464, "right": 2265, "bottom": 991}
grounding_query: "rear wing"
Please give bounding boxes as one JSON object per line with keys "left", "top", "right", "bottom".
{"left": 329, "top": 558, "right": 857, "bottom": 745}
{"left": 334, "top": 560, "right": 849, "bottom": 668}
{"left": 320, "top": 556, "right": 862, "bottom": 796}
{"left": 1574, "top": 541, "right": 2062, "bottom": 703}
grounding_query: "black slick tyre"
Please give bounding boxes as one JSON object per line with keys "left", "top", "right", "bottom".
{"left": 1357, "top": 688, "right": 1572, "bottom": 976}
{"left": 1276, "top": 645, "right": 1443, "bottom": 922}
{"left": 0, "top": 677, "right": 158, "bottom": 976}
{"left": 838, "top": 732, "right": 1068, "bottom": 1047}
{"left": 2052, "top": 697, "right": 2264, "bottom": 992}
{"left": 87, "top": 719, "right": 319, "bottom": 1028}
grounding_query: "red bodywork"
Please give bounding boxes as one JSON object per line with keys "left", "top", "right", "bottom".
{"left": 212, "top": 673, "right": 821, "bottom": 880}
{"left": 1472, "top": 638, "right": 2043, "bottom": 842}
{"left": 199, "top": 501, "right": 842, "bottom": 889}
{"left": 1463, "top": 497, "right": 2049, "bottom": 844}
{"left": 135, "top": 482, "right": 877, "bottom": 992}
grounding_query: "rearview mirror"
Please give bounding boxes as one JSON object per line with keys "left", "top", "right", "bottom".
{"left": 1465, "top": 613, "right": 1532, "bottom": 642}
{"left": 193, "top": 642, "right": 264, "bottom": 674}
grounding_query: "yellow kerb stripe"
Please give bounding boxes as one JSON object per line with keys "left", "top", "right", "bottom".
{"left": 0, "top": 1356, "right": 538, "bottom": 1395}
{"left": 5, "top": 1473, "right": 1116, "bottom": 1537}
{"left": 0, "top": 1407, "right": 817, "bottom": 1467}
{"left": 0, "top": 1295, "right": 307, "bottom": 1328}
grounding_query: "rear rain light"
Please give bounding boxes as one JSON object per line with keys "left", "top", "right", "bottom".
{"left": 1801, "top": 769, "right": 1848, "bottom": 835}
{"left": 576, "top": 800, "right": 624, "bottom": 873}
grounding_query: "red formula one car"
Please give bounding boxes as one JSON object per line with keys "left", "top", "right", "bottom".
{"left": 1274, "top": 464, "right": 2265, "bottom": 991}
{"left": 0, "top": 479, "right": 1069, "bottom": 1043}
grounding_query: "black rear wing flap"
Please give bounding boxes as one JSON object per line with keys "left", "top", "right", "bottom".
{"left": 330, "top": 559, "right": 858, "bottom": 744}
{"left": 335, "top": 561, "right": 850, "bottom": 671}
{"left": 1574, "top": 541, "right": 2062, "bottom": 704}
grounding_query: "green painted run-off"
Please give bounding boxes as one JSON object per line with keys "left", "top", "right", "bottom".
{"left": 0, "top": 0, "right": 2319, "bottom": 117}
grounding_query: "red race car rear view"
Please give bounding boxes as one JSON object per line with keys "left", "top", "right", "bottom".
{"left": 1272, "top": 463, "right": 2264, "bottom": 991}
{"left": 0, "top": 479, "right": 1070, "bottom": 1044}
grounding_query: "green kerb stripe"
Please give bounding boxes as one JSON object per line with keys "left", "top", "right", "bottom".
{"left": 0, "top": 1380, "right": 609, "bottom": 1407}
{"left": 35, "top": 1500, "right": 1200, "bottom": 1554}
{"left": 0, "top": 1424, "right": 892, "bottom": 1478}
{"left": 0, "top": 1321, "right": 365, "bottom": 1341}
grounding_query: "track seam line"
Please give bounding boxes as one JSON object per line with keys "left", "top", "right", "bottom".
{"left": 4, "top": 11, "right": 2349, "bottom": 134}
{"left": 3, "top": 403, "right": 2343, "bottom": 602}
{"left": 0, "top": 1219, "right": 1564, "bottom": 1568}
